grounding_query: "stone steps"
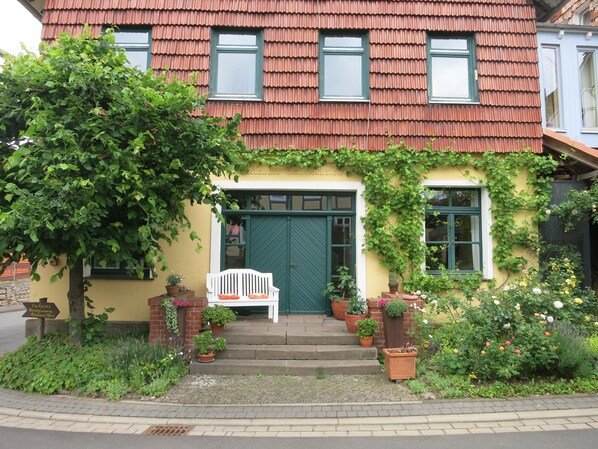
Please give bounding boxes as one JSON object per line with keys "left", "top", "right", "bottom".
{"left": 189, "top": 319, "right": 381, "bottom": 376}
{"left": 189, "top": 359, "right": 382, "bottom": 375}
{"left": 220, "top": 344, "right": 377, "bottom": 360}
{"left": 223, "top": 330, "right": 359, "bottom": 346}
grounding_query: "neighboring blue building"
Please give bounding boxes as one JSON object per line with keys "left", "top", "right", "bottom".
{"left": 538, "top": 23, "right": 598, "bottom": 149}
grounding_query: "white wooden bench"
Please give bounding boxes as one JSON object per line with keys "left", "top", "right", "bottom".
{"left": 206, "top": 269, "right": 280, "bottom": 323}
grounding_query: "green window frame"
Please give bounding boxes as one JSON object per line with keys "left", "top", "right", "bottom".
{"left": 319, "top": 32, "right": 369, "bottom": 101}
{"left": 89, "top": 258, "right": 151, "bottom": 279}
{"left": 427, "top": 34, "right": 478, "bottom": 103}
{"left": 425, "top": 188, "right": 482, "bottom": 273}
{"left": 210, "top": 29, "right": 264, "bottom": 100}
{"left": 110, "top": 26, "right": 152, "bottom": 71}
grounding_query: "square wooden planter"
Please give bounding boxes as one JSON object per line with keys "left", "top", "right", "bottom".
{"left": 383, "top": 348, "right": 417, "bottom": 380}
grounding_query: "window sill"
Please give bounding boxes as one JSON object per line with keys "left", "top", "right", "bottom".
{"left": 319, "top": 98, "right": 370, "bottom": 103}
{"left": 428, "top": 100, "right": 480, "bottom": 105}
{"left": 208, "top": 97, "right": 262, "bottom": 102}
{"left": 85, "top": 275, "right": 153, "bottom": 281}
{"left": 581, "top": 128, "right": 598, "bottom": 134}
{"left": 546, "top": 127, "right": 567, "bottom": 133}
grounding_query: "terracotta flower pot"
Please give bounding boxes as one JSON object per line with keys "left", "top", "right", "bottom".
{"left": 165, "top": 285, "right": 180, "bottom": 296}
{"left": 198, "top": 353, "right": 215, "bottom": 363}
{"left": 210, "top": 323, "right": 225, "bottom": 335}
{"left": 359, "top": 336, "right": 374, "bottom": 347}
{"left": 344, "top": 312, "right": 367, "bottom": 334}
{"left": 383, "top": 348, "right": 417, "bottom": 380}
{"left": 331, "top": 298, "right": 348, "bottom": 320}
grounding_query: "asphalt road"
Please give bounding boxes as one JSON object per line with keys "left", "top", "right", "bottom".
{"left": 0, "top": 427, "right": 597, "bottom": 449}
{"left": 0, "top": 309, "right": 27, "bottom": 356}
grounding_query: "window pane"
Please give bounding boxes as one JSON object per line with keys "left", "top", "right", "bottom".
{"left": 332, "top": 195, "right": 353, "bottom": 210}
{"left": 291, "top": 195, "right": 326, "bottom": 210}
{"left": 454, "top": 244, "right": 480, "bottom": 271}
{"left": 427, "top": 190, "right": 449, "bottom": 207}
{"left": 332, "top": 247, "right": 352, "bottom": 274}
{"left": 123, "top": 49, "right": 149, "bottom": 71}
{"left": 324, "top": 54, "right": 363, "bottom": 97}
{"left": 217, "top": 52, "right": 257, "bottom": 95}
{"left": 579, "top": 51, "right": 598, "bottom": 128}
{"left": 332, "top": 217, "right": 352, "bottom": 244}
{"left": 431, "top": 38, "right": 468, "bottom": 51}
{"left": 225, "top": 246, "right": 246, "bottom": 269}
{"left": 219, "top": 34, "right": 257, "bottom": 46}
{"left": 426, "top": 245, "right": 448, "bottom": 270}
{"left": 114, "top": 31, "right": 149, "bottom": 44}
{"left": 225, "top": 220, "right": 246, "bottom": 244}
{"left": 542, "top": 47, "right": 561, "bottom": 128}
{"left": 454, "top": 215, "right": 480, "bottom": 242}
{"left": 451, "top": 190, "right": 479, "bottom": 207}
{"left": 324, "top": 36, "right": 363, "bottom": 48}
{"left": 425, "top": 214, "right": 448, "bottom": 242}
{"left": 431, "top": 56, "right": 470, "bottom": 98}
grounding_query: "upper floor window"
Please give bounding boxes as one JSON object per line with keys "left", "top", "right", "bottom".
{"left": 210, "top": 30, "right": 263, "bottom": 100}
{"left": 579, "top": 49, "right": 598, "bottom": 129}
{"left": 425, "top": 188, "right": 482, "bottom": 273}
{"left": 112, "top": 28, "right": 151, "bottom": 71}
{"left": 541, "top": 46, "right": 563, "bottom": 128}
{"left": 319, "top": 32, "right": 369, "bottom": 101}
{"left": 573, "top": 4, "right": 591, "bottom": 26}
{"left": 427, "top": 35, "right": 478, "bottom": 103}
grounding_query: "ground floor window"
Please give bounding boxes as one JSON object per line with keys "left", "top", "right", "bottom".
{"left": 88, "top": 258, "right": 151, "bottom": 279}
{"left": 425, "top": 188, "right": 482, "bottom": 273}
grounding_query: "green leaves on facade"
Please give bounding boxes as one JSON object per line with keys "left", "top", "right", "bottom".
{"left": 241, "top": 144, "right": 557, "bottom": 289}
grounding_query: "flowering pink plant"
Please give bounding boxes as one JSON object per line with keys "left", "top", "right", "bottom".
{"left": 172, "top": 299, "right": 190, "bottom": 308}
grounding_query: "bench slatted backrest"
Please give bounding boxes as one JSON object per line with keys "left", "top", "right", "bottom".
{"left": 209, "top": 269, "right": 272, "bottom": 297}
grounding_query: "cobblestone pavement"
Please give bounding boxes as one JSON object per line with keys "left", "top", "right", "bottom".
{"left": 1, "top": 385, "right": 598, "bottom": 437}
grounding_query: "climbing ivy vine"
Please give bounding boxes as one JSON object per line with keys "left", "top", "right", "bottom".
{"left": 239, "top": 143, "right": 556, "bottom": 292}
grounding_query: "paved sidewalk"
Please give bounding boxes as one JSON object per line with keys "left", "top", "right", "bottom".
{"left": 1, "top": 387, "right": 597, "bottom": 437}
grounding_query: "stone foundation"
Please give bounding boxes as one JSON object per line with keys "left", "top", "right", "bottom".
{"left": 0, "top": 280, "right": 30, "bottom": 306}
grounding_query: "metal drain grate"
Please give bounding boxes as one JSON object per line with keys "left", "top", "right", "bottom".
{"left": 144, "top": 425, "right": 193, "bottom": 436}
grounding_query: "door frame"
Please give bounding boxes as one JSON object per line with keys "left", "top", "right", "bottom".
{"left": 210, "top": 180, "right": 367, "bottom": 297}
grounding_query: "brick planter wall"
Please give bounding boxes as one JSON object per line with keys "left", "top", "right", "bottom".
{"left": 367, "top": 292, "right": 425, "bottom": 349}
{"left": 148, "top": 290, "right": 207, "bottom": 355}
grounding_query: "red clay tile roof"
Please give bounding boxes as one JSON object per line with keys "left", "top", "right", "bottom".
{"left": 41, "top": 0, "right": 542, "bottom": 153}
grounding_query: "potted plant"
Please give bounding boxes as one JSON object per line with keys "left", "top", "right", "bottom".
{"left": 383, "top": 345, "right": 417, "bottom": 380}
{"left": 161, "top": 296, "right": 189, "bottom": 336}
{"left": 165, "top": 273, "right": 182, "bottom": 296}
{"left": 356, "top": 317, "right": 378, "bottom": 347}
{"left": 323, "top": 265, "right": 360, "bottom": 320}
{"left": 380, "top": 298, "right": 409, "bottom": 348}
{"left": 388, "top": 271, "right": 399, "bottom": 293}
{"left": 344, "top": 295, "right": 368, "bottom": 334}
{"left": 193, "top": 330, "right": 227, "bottom": 363}
{"left": 201, "top": 305, "right": 237, "bottom": 334}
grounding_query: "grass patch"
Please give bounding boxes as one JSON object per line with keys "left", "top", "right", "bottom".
{"left": 413, "top": 370, "right": 598, "bottom": 399}
{"left": 0, "top": 333, "right": 188, "bottom": 400}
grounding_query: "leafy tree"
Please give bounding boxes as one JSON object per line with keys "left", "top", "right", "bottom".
{"left": 0, "top": 30, "right": 243, "bottom": 344}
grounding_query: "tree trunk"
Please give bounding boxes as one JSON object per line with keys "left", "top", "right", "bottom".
{"left": 68, "top": 258, "right": 85, "bottom": 346}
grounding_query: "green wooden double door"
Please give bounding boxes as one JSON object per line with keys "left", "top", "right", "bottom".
{"left": 249, "top": 216, "right": 328, "bottom": 314}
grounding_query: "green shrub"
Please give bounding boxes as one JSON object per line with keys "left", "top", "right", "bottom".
{"left": 201, "top": 305, "right": 237, "bottom": 326}
{"left": 0, "top": 334, "right": 188, "bottom": 399}
{"left": 383, "top": 299, "right": 409, "bottom": 318}
{"left": 552, "top": 323, "right": 596, "bottom": 379}
{"left": 356, "top": 318, "right": 378, "bottom": 337}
